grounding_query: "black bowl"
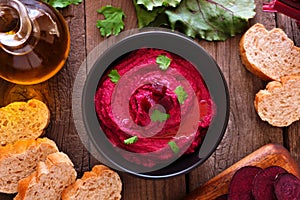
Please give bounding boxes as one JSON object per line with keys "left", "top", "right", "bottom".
{"left": 80, "top": 29, "right": 229, "bottom": 178}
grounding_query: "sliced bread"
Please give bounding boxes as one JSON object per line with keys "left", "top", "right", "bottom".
{"left": 254, "top": 76, "right": 300, "bottom": 127}
{"left": 14, "top": 152, "right": 77, "bottom": 200}
{"left": 62, "top": 165, "right": 122, "bottom": 200}
{"left": 0, "top": 99, "right": 50, "bottom": 146}
{"left": 240, "top": 23, "right": 300, "bottom": 81}
{"left": 0, "top": 137, "right": 59, "bottom": 194}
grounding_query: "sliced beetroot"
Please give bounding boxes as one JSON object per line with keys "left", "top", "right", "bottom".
{"left": 252, "top": 166, "right": 288, "bottom": 200}
{"left": 274, "top": 173, "right": 300, "bottom": 200}
{"left": 228, "top": 166, "right": 262, "bottom": 200}
{"left": 215, "top": 194, "right": 228, "bottom": 200}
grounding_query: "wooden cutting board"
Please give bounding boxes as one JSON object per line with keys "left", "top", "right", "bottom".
{"left": 184, "top": 143, "right": 300, "bottom": 200}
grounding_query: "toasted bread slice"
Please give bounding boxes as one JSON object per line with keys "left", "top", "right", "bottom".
{"left": 0, "top": 138, "right": 59, "bottom": 194}
{"left": 254, "top": 76, "right": 300, "bottom": 127}
{"left": 240, "top": 23, "right": 300, "bottom": 81}
{"left": 62, "top": 165, "right": 122, "bottom": 200}
{"left": 0, "top": 99, "right": 50, "bottom": 146}
{"left": 14, "top": 152, "right": 77, "bottom": 200}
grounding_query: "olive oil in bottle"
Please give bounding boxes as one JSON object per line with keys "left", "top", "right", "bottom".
{"left": 0, "top": 0, "right": 70, "bottom": 85}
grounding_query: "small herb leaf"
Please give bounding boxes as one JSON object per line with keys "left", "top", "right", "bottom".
{"left": 174, "top": 86, "right": 188, "bottom": 104}
{"left": 151, "top": 109, "right": 170, "bottom": 122}
{"left": 156, "top": 55, "right": 171, "bottom": 71}
{"left": 168, "top": 141, "right": 179, "bottom": 154}
{"left": 108, "top": 69, "right": 121, "bottom": 83}
{"left": 96, "top": 5, "right": 125, "bottom": 37}
{"left": 124, "top": 136, "right": 138, "bottom": 144}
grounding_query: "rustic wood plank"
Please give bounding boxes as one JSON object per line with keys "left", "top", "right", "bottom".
{"left": 187, "top": 0, "right": 284, "bottom": 192}
{"left": 45, "top": 2, "right": 88, "bottom": 177}
{"left": 0, "top": 2, "right": 87, "bottom": 179}
{"left": 0, "top": 0, "right": 299, "bottom": 199}
{"left": 120, "top": 174, "right": 186, "bottom": 200}
{"left": 0, "top": 1, "right": 86, "bottom": 199}
{"left": 276, "top": 12, "right": 300, "bottom": 166}
{"left": 83, "top": 1, "right": 187, "bottom": 199}
{"left": 85, "top": 0, "right": 138, "bottom": 54}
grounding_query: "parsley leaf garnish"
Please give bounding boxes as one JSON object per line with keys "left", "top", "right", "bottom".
{"left": 96, "top": 5, "right": 125, "bottom": 37}
{"left": 108, "top": 69, "right": 120, "bottom": 83}
{"left": 174, "top": 86, "right": 188, "bottom": 104}
{"left": 168, "top": 141, "right": 179, "bottom": 154}
{"left": 156, "top": 55, "right": 171, "bottom": 71}
{"left": 151, "top": 109, "right": 170, "bottom": 122}
{"left": 124, "top": 136, "right": 138, "bottom": 144}
{"left": 42, "top": 0, "right": 82, "bottom": 8}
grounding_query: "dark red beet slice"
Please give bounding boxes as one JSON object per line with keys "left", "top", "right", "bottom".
{"left": 228, "top": 166, "right": 262, "bottom": 200}
{"left": 215, "top": 194, "right": 228, "bottom": 200}
{"left": 274, "top": 173, "right": 300, "bottom": 200}
{"left": 252, "top": 166, "right": 288, "bottom": 200}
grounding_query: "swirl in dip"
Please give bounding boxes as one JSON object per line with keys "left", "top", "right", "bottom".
{"left": 95, "top": 48, "right": 215, "bottom": 167}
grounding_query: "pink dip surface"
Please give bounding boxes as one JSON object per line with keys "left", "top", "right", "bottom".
{"left": 95, "top": 48, "right": 214, "bottom": 167}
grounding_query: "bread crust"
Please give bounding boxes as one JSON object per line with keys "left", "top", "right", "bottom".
{"left": 0, "top": 138, "right": 58, "bottom": 194}
{"left": 239, "top": 23, "right": 300, "bottom": 81}
{"left": 62, "top": 165, "right": 122, "bottom": 200}
{"left": 0, "top": 99, "right": 50, "bottom": 146}
{"left": 254, "top": 75, "right": 300, "bottom": 127}
{"left": 239, "top": 25, "right": 273, "bottom": 80}
{"left": 14, "top": 152, "right": 77, "bottom": 200}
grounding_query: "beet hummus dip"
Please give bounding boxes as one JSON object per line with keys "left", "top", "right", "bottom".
{"left": 95, "top": 48, "right": 215, "bottom": 167}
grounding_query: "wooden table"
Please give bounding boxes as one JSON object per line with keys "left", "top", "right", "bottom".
{"left": 0, "top": 0, "right": 299, "bottom": 199}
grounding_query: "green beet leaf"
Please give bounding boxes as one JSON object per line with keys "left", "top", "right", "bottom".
{"left": 133, "top": 0, "right": 256, "bottom": 41}
{"left": 137, "top": 0, "right": 182, "bottom": 11}
{"left": 165, "top": 0, "right": 256, "bottom": 41}
{"left": 133, "top": 0, "right": 166, "bottom": 27}
{"left": 96, "top": 5, "right": 126, "bottom": 37}
{"left": 42, "top": 0, "right": 82, "bottom": 8}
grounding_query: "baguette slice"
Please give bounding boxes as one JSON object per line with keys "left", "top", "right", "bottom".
{"left": 254, "top": 76, "right": 300, "bottom": 127}
{"left": 0, "top": 137, "right": 59, "bottom": 194}
{"left": 0, "top": 99, "right": 50, "bottom": 146}
{"left": 240, "top": 23, "right": 300, "bottom": 81}
{"left": 14, "top": 152, "right": 77, "bottom": 200}
{"left": 62, "top": 165, "right": 122, "bottom": 200}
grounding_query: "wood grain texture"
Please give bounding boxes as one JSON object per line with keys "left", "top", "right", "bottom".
{"left": 187, "top": 20, "right": 283, "bottom": 195}
{"left": 185, "top": 144, "right": 300, "bottom": 200}
{"left": 84, "top": 1, "right": 186, "bottom": 200}
{"left": 187, "top": 0, "right": 300, "bottom": 195}
{"left": 276, "top": 14, "right": 300, "bottom": 169}
{"left": 47, "top": 1, "right": 88, "bottom": 177}
{"left": 0, "top": 0, "right": 299, "bottom": 200}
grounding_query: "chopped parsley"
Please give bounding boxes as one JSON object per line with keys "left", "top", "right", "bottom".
{"left": 156, "top": 55, "right": 171, "bottom": 70}
{"left": 124, "top": 136, "right": 138, "bottom": 144}
{"left": 174, "top": 86, "right": 188, "bottom": 104}
{"left": 108, "top": 69, "right": 120, "bottom": 83}
{"left": 96, "top": 5, "right": 126, "bottom": 37}
{"left": 150, "top": 109, "right": 170, "bottom": 122}
{"left": 168, "top": 141, "right": 179, "bottom": 154}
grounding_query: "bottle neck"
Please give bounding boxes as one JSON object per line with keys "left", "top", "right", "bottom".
{"left": 0, "top": 0, "right": 33, "bottom": 54}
